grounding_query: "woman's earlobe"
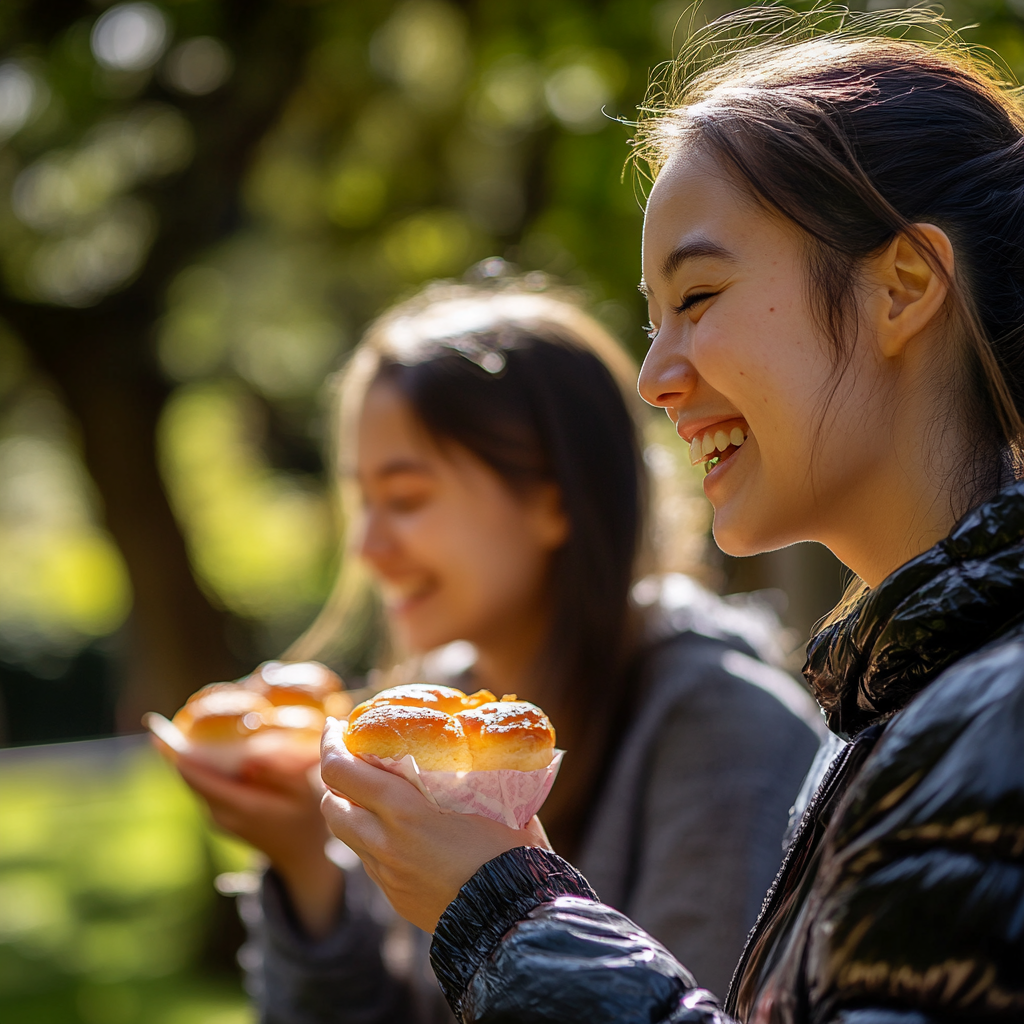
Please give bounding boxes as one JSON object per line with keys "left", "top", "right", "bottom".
{"left": 533, "top": 484, "right": 571, "bottom": 550}
{"left": 874, "top": 224, "right": 954, "bottom": 359}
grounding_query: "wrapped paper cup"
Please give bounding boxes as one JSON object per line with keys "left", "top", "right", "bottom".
{"left": 361, "top": 749, "right": 564, "bottom": 829}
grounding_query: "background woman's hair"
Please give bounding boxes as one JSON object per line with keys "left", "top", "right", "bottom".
{"left": 634, "top": 6, "right": 1024, "bottom": 517}
{"left": 292, "top": 281, "right": 650, "bottom": 855}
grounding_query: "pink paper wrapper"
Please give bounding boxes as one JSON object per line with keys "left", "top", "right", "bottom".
{"left": 363, "top": 749, "right": 564, "bottom": 829}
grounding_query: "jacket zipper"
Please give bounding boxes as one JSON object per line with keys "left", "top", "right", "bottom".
{"left": 723, "top": 726, "right": 881, "bottom": 1016}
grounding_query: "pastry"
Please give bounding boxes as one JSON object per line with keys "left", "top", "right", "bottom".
{"left": 456, "top": 700, "right": 556, "bottom": 771}
{"left": 244, "top": 660, "right": 344, "bottom": 708}
{"left": 343, "top": 684, "right": 554, "bottom": 772}
{"left": 344, "top": 704, "right": 473, "bottom": 771}
{"left": 348, "top": 684, "right": 496, "bottom": 725}
{"left": 173, "top": 687, "right": 271, "bottom": 743}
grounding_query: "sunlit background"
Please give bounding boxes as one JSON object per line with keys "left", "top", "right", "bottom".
{"left": 2, "top": 0, "right": 1023, "bottom": 1020}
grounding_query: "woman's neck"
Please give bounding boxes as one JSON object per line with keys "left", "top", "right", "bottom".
{"left": 468, "top": 608, "right": 551, "bottom": 704}
{"left": 823, "top": 407, "right": 997, "bottom": 589}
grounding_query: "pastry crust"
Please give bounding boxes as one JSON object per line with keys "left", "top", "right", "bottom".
{"left": 344, "top": 704, "right": 473, "bottom": 771}
{"left": 175, "top": 688, "right": 271, "bottom": 743}
{"left": 344, "top": 685, "right": 554, "bottom": 771}
{"left": 348, "top": 684, "right": 497, "bottom": 725}
{"left": 456, "top": 701, "right": 556, "bottom": 771}
{"left": 244, "top": 660, "right": 343, "bottom": 707}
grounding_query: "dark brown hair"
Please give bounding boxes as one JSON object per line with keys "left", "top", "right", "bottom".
{"left": 634, "top": 7, "right": 1024, "bottom": 513}
{"left": 296, "top": 282, "right": 649, "bottom": 855}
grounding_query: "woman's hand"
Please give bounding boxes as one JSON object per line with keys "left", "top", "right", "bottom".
{"left": 319, "top": 722, "right": 550, "bottom": 934}
{"left": 169, "top": 745, "right": 344, "bottom": 938}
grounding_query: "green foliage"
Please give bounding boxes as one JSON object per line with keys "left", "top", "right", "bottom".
{"left": 0, "top": 740, "right": 256, "bottom": 1021}
{"left": 2, "top": 0, "right": 1020, "bottom": 659}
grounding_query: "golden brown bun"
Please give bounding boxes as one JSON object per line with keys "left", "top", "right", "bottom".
{"left": 259, "top": 704, "right": 327, "bottom": 733}
{"left": 347, "top": 683, "right": 500, "bottom": 726}
{"left": 244, "top": 661, "right": 343, "bottom": 707}
{"left": 186, "top": 681, "right": 239, "bottom": 704}
{"left": 173, "top": 682, "right": 239, "bottom": 732}
{"left": 344, "top": 704, "right": 472, "bottom": 771}
{"left": 348, "top": 684, "right": 469, "bottom": 724}
{"left": 251, "top": 705, "right": 327, "bottom": 757}
{"left": 176, "top": 688, "right": 272, "bottom": 744}
{"left": 456, "top": 701, "right": 555, "bottom": 771}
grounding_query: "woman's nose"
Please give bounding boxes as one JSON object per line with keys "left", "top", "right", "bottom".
{"left": 638, "top": 333, "right": 699, "bottom": 409}
{"left": 357, "top": 509, "right": 396, "bottom": 569}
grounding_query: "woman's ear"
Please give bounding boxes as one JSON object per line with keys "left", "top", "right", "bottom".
{"left": 528, "top": 483, "right": 570, "bottom": 551}
{"left": 865, "top": 223, "right": 955, "bottom": 359}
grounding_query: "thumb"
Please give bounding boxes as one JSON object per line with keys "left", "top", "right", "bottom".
{"left": 523, "top": 815, "right": 553, "bottom": 851}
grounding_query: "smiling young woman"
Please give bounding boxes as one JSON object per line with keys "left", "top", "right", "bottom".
{"left": 317, "top": 8, "right": 1024, "bottom": 1023}
{"left": 173, "top": 274, "right": 820, "bottom": 1023}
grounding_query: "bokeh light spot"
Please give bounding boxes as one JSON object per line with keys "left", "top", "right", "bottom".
{"left": 164, "top": 37, "right": 233, "bottom": 96}
{"left": 382, "top": 209, "right": 475, "bottom": 279}
{"left": 371, "top": 0, "right": 468, "bottom": 110}
{"left": 327, "top": 163, "right": 387, "bottom": 228}
{"left": 91, "top": 4, "right": 169, "bottom": 73}
{"left": 544, "top": 63, "right": 612, "bottom": 133}
{"left": 0, "top": 62, "right": 44, "bottom": 141}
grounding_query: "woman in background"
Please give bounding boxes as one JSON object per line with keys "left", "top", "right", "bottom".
{"left": 175, "top": 278, "right": 821, "bottom": 1023}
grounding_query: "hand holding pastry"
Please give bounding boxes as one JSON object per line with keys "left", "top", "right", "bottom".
{"left": 320, "top": 726, "right": 550, "bottom": 934}
{"left": 148, "top": 661, "right": 351, "bottom": 775}
{"left": 339, "top": 685, "right": 560, "bottom": 828}
{"left": 145, "top": 661, "right": 352, "bottom": 937}
{"left": 176, "top": 751, "right": 343, "bottom": 937}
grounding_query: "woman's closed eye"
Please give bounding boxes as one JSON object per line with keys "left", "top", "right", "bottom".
{"left": 672, "top": 291, "right": 718, "bottom": 315}
{"left": 644, "top": 292, "right": 720, "bottom": 338}
{"left": 383, "top": 489, "right": 431, "bottom": 514}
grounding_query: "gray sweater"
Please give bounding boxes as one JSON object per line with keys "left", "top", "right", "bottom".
{"left": 247, "top": 578, "right": 823, "bottom": 1021}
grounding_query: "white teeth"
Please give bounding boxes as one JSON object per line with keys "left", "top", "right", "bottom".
{"left": 690, "top": 425, "right": 748, "bottom": 464}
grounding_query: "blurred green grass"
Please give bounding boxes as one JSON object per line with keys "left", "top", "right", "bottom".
{"left": 0, "top": 737, "right": 257, "bottom": 1024}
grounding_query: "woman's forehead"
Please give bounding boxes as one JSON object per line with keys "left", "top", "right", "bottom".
{"left": 642, "top": 153, "right": 787, "bottom": 281}
{"left": 356, "top": 384, "right": 435, "bottom": 464}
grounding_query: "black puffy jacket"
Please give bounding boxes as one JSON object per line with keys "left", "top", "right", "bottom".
{"left": 428, "top": 483, "right": 1024, "bottom": 1023}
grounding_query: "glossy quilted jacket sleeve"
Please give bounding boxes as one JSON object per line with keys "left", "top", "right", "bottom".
{"left": 803, "top": 640, "right": 1024, "bottom": 1021}
{"left": 429, "top": 847, "right": 731, "bottom": 1023}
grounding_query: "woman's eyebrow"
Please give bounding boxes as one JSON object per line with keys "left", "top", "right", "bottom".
{"left": 638, "top": 238, "right": 737, "bottom": 297}
{"left": 660, "top": 238, "right": 736, "bottom": 280}
{"left": 375, "top": 457, "right": 434, "bottom": 479}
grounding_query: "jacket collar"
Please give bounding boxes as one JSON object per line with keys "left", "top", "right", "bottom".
{"left": 804, "top": 480, "right": 1024, "bottom": 737}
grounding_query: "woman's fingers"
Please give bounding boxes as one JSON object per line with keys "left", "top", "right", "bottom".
{"left": 320, "top": 790, "right": 393, "bottom": 859}
{"left": 150, "top": 734, "right": 179, "bottom": 764}
{"left": 523, "top": 814, "right": 554, "bottom": 851}
{"left": 320, "top": 723, "right": 428, "bottom": 817}
{"left": 176, "top": 756, "right": 255, "bottom": 803}
{"left": 176, "top": 757, "right": 298, "bottom": 826}
{"left": 240, "top": 755, "right": 320, "bottom": 797}
{"left": 320, "top": 791, "right": 392, "bottom": 894}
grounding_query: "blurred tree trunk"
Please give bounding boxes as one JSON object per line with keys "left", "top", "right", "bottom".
{"left": 0, "top": 1, "right": 311, "bottom": 726}
{"left": 0, "top": 295, "right": 242, "bottom": 726}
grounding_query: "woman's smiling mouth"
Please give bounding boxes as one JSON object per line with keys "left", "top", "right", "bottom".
{"left": 682, "top": 418, "right": 749, "bottom": 473}
{"left": 380, "top": 579, "right": 438, "bottom": 614}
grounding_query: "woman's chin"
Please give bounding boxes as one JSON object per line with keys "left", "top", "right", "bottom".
{"left": 392, "top": 617, "right": 459, "bottom": 657}
{"left": 711, "top": 506, "right": 782, "bottom": 558}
